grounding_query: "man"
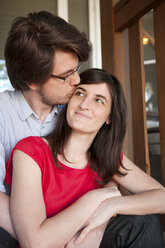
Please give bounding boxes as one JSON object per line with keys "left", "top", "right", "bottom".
{"left": 0, "top": 10, "right": 91, "bottom": 247}
{"left": 0, "top": 11, "right": 163, "bottom": 248}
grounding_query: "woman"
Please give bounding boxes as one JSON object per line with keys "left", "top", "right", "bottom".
{"left": 5, "top": 69, "right": 165, "bottom": 248}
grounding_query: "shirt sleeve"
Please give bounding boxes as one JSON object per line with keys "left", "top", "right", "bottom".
{"left": 0, "top": 112, "right": 6, "bottom": 193}
{"left": 0, "top": 143, "right": 6, "bottom": 193}
{"left": 5, "top": 136, "right": 44, "bottom": 188}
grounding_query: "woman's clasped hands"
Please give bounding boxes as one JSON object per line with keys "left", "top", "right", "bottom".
{"left": 65, "top": 184, "right": 121, "bottom": 248}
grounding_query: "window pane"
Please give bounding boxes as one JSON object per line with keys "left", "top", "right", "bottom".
{"left": 0, "top": 60, "right": 13, "bottom": 92}
{"left": 142, "top": 11, "right": 161, "bottom": 183}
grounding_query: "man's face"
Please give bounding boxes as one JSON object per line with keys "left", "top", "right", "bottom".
{"left": 37, "top": 50, "right": 80, "bottom": 106}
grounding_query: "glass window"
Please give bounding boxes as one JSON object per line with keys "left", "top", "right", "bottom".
{"left": 68, "top": 0, "right": 91, "bottom": 71}
{"left": 0, "top": 60, "right": 13, "bottom": 92}
{"left": 142, "top": 11, "right": 161, "bottom": 183}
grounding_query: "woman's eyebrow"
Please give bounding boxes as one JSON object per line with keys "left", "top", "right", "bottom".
{"left": 76, "top": 87, "right": 108, "bottom": 102}
{"left": 76, "top": 86, "right": 87, "bottom": 92}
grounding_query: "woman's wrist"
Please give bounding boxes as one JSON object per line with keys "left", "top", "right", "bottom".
{"left": 104, "top": 195, "right": 121, "bottom": 216}
{"left": 85, "top": 188, "right": 110, "bottom": 208}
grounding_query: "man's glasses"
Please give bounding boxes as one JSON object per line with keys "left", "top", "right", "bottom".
{"left": 50, "top": 62, "right": 82, "bottom": 82}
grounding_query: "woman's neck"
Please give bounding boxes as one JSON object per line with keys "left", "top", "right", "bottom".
{"left": 58, "top": 131, "right": 96, "bottom": 169}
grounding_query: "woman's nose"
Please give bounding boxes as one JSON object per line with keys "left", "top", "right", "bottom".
{"left": 80, "top": 97, "right": 90, "bottom": 110}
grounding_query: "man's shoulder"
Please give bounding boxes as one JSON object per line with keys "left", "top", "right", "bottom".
{"left": 0, "top": 90, "right": 20, "bottom": 120}
{"left": 0, "top": 90, "right": 22, "bottom": 110}
{"left": 0, "top": 90, "right": 16, "bottom": 102}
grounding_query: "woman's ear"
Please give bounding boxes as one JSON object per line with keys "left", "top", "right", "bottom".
{"left": 106, "top": 118, "right": 111, "bottom": 125}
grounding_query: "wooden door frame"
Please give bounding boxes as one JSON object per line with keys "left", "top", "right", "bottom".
{"left": 100, "top": 0, "right": 165, "bottom": 185}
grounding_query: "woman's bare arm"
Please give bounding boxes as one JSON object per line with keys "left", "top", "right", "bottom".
{"left": 112, "top": 154, "right": 165, "bottom": 214}
{"left": 74, "top": 154, "right": 165, "bottom": 243}
{"left": 10, "top": 150, "right": 120, "bottom": 248}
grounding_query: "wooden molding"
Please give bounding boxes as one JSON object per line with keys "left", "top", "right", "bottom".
{"left": 143, "top": 29, "right": 155, "bottom": 47}
{"left": 114, "top": 0, "right": 164, "bottom": 31}
{"left": 100, "top": 0, "right": 115, "bottom": 73}
{"left": 154, "top": 1, "right": 165, "bottom": 186}
{"left": 128, "top": 19, "right": 150, "bottom": 173}
{"left": 100, "top": 0, "right": 134, "bottom": 160}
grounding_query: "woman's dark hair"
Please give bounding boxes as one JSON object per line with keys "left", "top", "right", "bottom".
{"left": 47, "top": 68, "right": 127, "bottom": 185}
{"left": 4, "top": 11, "right": 91, "bottom": 91}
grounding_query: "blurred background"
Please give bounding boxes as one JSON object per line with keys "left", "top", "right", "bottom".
{"left": 0, "top": 0, "right": 165, "bottom": 235}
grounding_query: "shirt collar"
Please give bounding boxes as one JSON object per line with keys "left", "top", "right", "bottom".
{"left": 44, "top": 105, "right": 59, "bottom": 122}
{"left": 15, "top": 90, "right": 58, "bottom": 121}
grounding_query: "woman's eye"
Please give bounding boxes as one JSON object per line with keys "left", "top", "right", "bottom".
{"left": 96, "top": 99, "right": 104, "bottom": 104}
{"left": 75, "top": 91, "right": 84, "bottom": 96}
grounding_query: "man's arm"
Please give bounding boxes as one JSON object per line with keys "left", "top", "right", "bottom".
{"left": 0, "top": 140, "right": 16, "bottom": 238}
{"left": 0, "top": 143, "right": 6, "bottom": 193}
{"left": 0, "top": 191, "right": 16, "bottom": 238}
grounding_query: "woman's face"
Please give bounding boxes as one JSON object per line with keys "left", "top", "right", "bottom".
{"left": 67, "top": 83, "right": 112, "bottom": 135}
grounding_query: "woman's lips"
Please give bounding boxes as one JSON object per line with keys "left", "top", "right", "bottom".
{"left": 75, "top": 111, "right": 91, "bottom": 119}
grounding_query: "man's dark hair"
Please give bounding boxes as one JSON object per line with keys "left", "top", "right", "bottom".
{"left": 4, "top": 11, "right": 91, "bottom": 91}
{"left": 47, "top": 68, "right": 127, "bottom": 185}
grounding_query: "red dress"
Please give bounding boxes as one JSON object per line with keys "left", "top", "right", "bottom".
{"left": 5, "top": 136, "right": 101, "bottom": 217}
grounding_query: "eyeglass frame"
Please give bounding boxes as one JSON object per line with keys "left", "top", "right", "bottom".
{"left": 50, "top": 61, "right": 82, "bottom": 82}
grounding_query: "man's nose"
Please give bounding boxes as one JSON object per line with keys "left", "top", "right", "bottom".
{"left": 69, "top": 72, "right": 80, "bottom": 86}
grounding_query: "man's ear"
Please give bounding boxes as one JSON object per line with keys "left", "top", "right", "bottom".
{"left": 28, "top": 84, "right": 38, "bottom": 91}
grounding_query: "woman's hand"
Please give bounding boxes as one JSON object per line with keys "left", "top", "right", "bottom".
{"left": 94, "top": 184, "right": 121, "bottom": 203}
{"left": 74, "top": 186, "right": 121, "bottom": 245}
{"left": 65, "top": 225, "right": 105, "bottom": 248}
